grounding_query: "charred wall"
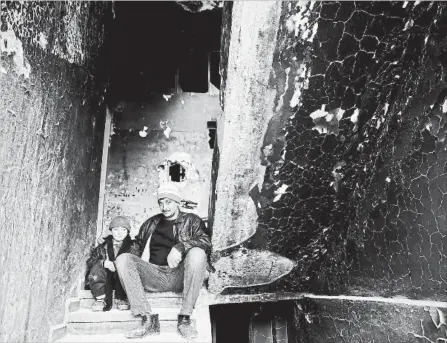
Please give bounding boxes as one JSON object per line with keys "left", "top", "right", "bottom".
{"left": 295, "top": 298, "right": 446, "bottom": 343}
{"left": 253, "top": 1, "right": 447, "bottom": 300}
{"left": 212, "top": 1, "right": 446, "bottom": 302}
{"left": 0, "top": 2, "right": 110, "bottom": 342}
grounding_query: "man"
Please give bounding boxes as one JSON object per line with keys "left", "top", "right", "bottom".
{"left": 114, "top": 183, "right": 211, "bottom": 340}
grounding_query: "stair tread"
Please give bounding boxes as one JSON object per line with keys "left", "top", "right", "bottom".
{"left": 56, "top": 333, "right": 210, "bottom": 343}
{"left": 79, "top": 290, "right": 184, "bottom": 299}
{"left": 67, "top": 308, "right": 194, "bottom": 323}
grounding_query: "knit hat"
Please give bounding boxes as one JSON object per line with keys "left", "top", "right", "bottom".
{"left": 109, "top": 216, "right": 131, "bottom": 231}
{"left": 157, "top": 183, "right": 181, "bottom": 203}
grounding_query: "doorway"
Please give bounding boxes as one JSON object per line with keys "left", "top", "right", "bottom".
{"left": 97, "top": 1, "right": 222, "bottom": 237}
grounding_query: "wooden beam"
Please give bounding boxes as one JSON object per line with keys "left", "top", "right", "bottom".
{"left": 96, "top": 108, "right": 113, "bottom": 242}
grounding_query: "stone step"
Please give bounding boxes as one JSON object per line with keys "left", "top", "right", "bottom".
{"left": 56, "top": 332, "right": 211, "bottom": 343}
{"left": 80, "top": 296, "right": 183, "bottom": 309}
{"left": 79, "top": 289, "right": 183, "bottom": 299}
{"left": 65, "top": 307, "right": 212, "bottom": 340}
{"left": 67, "top": 319, "right": 179, "bottom": 335}
{"left": 67, "top": 308, "right": 194, "bottom": 323}
{"left": 79, "top": 289, "right": 183, "bottom": 309}
{"left": 69, "top": 290, "right": 212, "bottom": 340}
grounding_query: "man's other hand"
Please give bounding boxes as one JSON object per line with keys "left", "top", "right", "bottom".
{"left": 104, "top": 260, "right": 116, "bottom": 272}
{"left": 167, "top": 247, "right": 182, "bottom": 268}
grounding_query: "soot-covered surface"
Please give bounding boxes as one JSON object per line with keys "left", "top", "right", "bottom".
{"left": 217, "top": 1, "right": 447, "bottom": 300}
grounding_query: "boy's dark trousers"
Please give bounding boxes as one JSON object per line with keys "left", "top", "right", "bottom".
{"left": 87, "top": 262, "right": 126, "bottom": 310}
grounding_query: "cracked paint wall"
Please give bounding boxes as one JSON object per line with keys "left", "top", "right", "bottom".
{"left": 103, "top": 93, "right": 220, "bottom": 237}
{"left": 295, "top": 298, "right": 447, "bottom": 343}
{"left": 210, "top": 0, "right": 446, "bottom": 321}
{"left": 0, "top": 2, "right": 110, "bottom": 342}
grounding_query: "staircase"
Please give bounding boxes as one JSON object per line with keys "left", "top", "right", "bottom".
{"left": 50, "top": 287, "right": 212, "bottom": 343}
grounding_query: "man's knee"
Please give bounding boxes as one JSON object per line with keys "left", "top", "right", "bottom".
{"left": 115, "top": 253, "right": 134, "bottom": 270}
{"left": 184, "top": 247, "right": 207, "bottom": 265}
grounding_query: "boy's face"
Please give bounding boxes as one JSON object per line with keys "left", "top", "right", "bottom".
{"left": 111, "top": 226, "right": 128, "bottom": 242}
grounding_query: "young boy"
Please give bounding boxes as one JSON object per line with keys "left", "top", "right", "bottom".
{"left": 85, "top": 216, "right": 133, "bottom": 312}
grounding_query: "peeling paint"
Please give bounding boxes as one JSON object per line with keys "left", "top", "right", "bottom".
{"left": 309, "top": 105, "right": 344, "bottom": 135}
{"left": 33, "top": 32, "right": 48, "bottom": 50}
{"left": 159, "top": 121, "right": 171, "bottom": 138}
{"left": 0, "top": 29, "right": 31, "bottom": 78}
{"left": 331, "top": 161, "right": 346, "bottom": 192}
{"left": 288, "top": 1, "right": 318, "bottom": 43}
{"left": 276, "top": 67, "right": 291, "bottom": 112}
{"left": 403, "top": 19, "right": 414, "bottom": 31}
{"left": 290, "top": 62, "right": 311, "bottom": 109}
{"left": 273, "top": 184, "right": 289, "bottom": 202}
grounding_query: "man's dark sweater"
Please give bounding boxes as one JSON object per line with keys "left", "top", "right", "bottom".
{"left": 149, "top": 217, "right": 176, "bottom": 266}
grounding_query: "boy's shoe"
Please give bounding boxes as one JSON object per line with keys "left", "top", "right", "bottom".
{"left": 92, "top": 299, "right": 106, "bottom": 312}
{"left": 116, "top": 299, "right": 130, "bottom": 311}
{"left": 177, "top": 315, "right": 198, "bottom": 340}
{"left": 125, "top": 313, "right": 160, "bottom": 338}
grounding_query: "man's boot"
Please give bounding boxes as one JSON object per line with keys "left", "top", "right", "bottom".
{"left": 125, "top": 313, "right": 160, "bottom": 339}
{"left": 177, "top": 315, "right": 198, "bottom": 340}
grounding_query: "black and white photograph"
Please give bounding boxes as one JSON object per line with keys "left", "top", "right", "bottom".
{"left": 0, "top": 1, "right": 446, "bottom": 342}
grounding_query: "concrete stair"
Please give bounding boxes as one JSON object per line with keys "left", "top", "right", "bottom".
{"left": 52, "top": 289, "right": 212, "bottom": 343}
{"left": 56, "top": 332, "right": 208, "bottom": 342}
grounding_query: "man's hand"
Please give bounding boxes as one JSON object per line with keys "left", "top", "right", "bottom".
{"left": 167, "top": 247, "right": 182, "bottom": 268}
{"left": 104, "top": 260, "right": 116, "bottom": 272}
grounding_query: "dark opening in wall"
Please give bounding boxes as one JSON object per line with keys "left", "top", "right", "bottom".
{"left": 207, "top": 120, "right": 217, "bottom": 149}
{"left": 210, "top": 301, "right": 296, "bottom": 343}
{"left": 169, "top": 163, "right": 186, "bottom": 182}
{"left": 104, "top": 1, "right": 222, "bottom": 103}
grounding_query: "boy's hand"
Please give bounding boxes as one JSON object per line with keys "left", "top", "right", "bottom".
{"left": 96, "top": 231, "right": 111, "bottom": 245}
{"left": 167, "top": 247, "right": 182, "bottom": 268}
{"left": 104, "top": 260, "right": 116, "bottom": 272}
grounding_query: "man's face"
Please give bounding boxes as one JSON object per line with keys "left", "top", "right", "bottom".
{"left": 158, "top": 197, "right": 180, "bottom": 219}
{"left": 111, "top": 227, "right": 128, "bottom": 242}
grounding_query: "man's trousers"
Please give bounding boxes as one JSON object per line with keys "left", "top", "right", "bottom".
{"left": 115, "top": 247, "right": 207, "bottom": 316}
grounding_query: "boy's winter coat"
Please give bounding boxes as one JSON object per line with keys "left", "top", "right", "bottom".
{"left": 84, "top": 235, "right": 132, "bottom": 307}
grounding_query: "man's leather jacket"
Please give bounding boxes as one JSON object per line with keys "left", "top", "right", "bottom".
{"left": 129, "top": 212, "right": 212, "bottom": 259}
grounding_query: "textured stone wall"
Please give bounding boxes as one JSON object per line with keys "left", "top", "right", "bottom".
{"left": 295, "top": 299, "right": 447, "bottom": 343}
{"left": 0, "top": 2, "right": 110, "bottom": 342}
{"left": 103, "top": 93, "right": 220, "bottom": 236}
{"left": 211, "top": 0, "right": 447, "bottom": 303}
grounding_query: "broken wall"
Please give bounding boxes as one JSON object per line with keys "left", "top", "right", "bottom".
{"left": 211, "top": 0, "right": 446, "bottom": 302}
{"left": 103, "top": 93, "right": 220, "bottom": 236}
{"left": 0, "top": 2, "right": 110, "bottom": 342}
